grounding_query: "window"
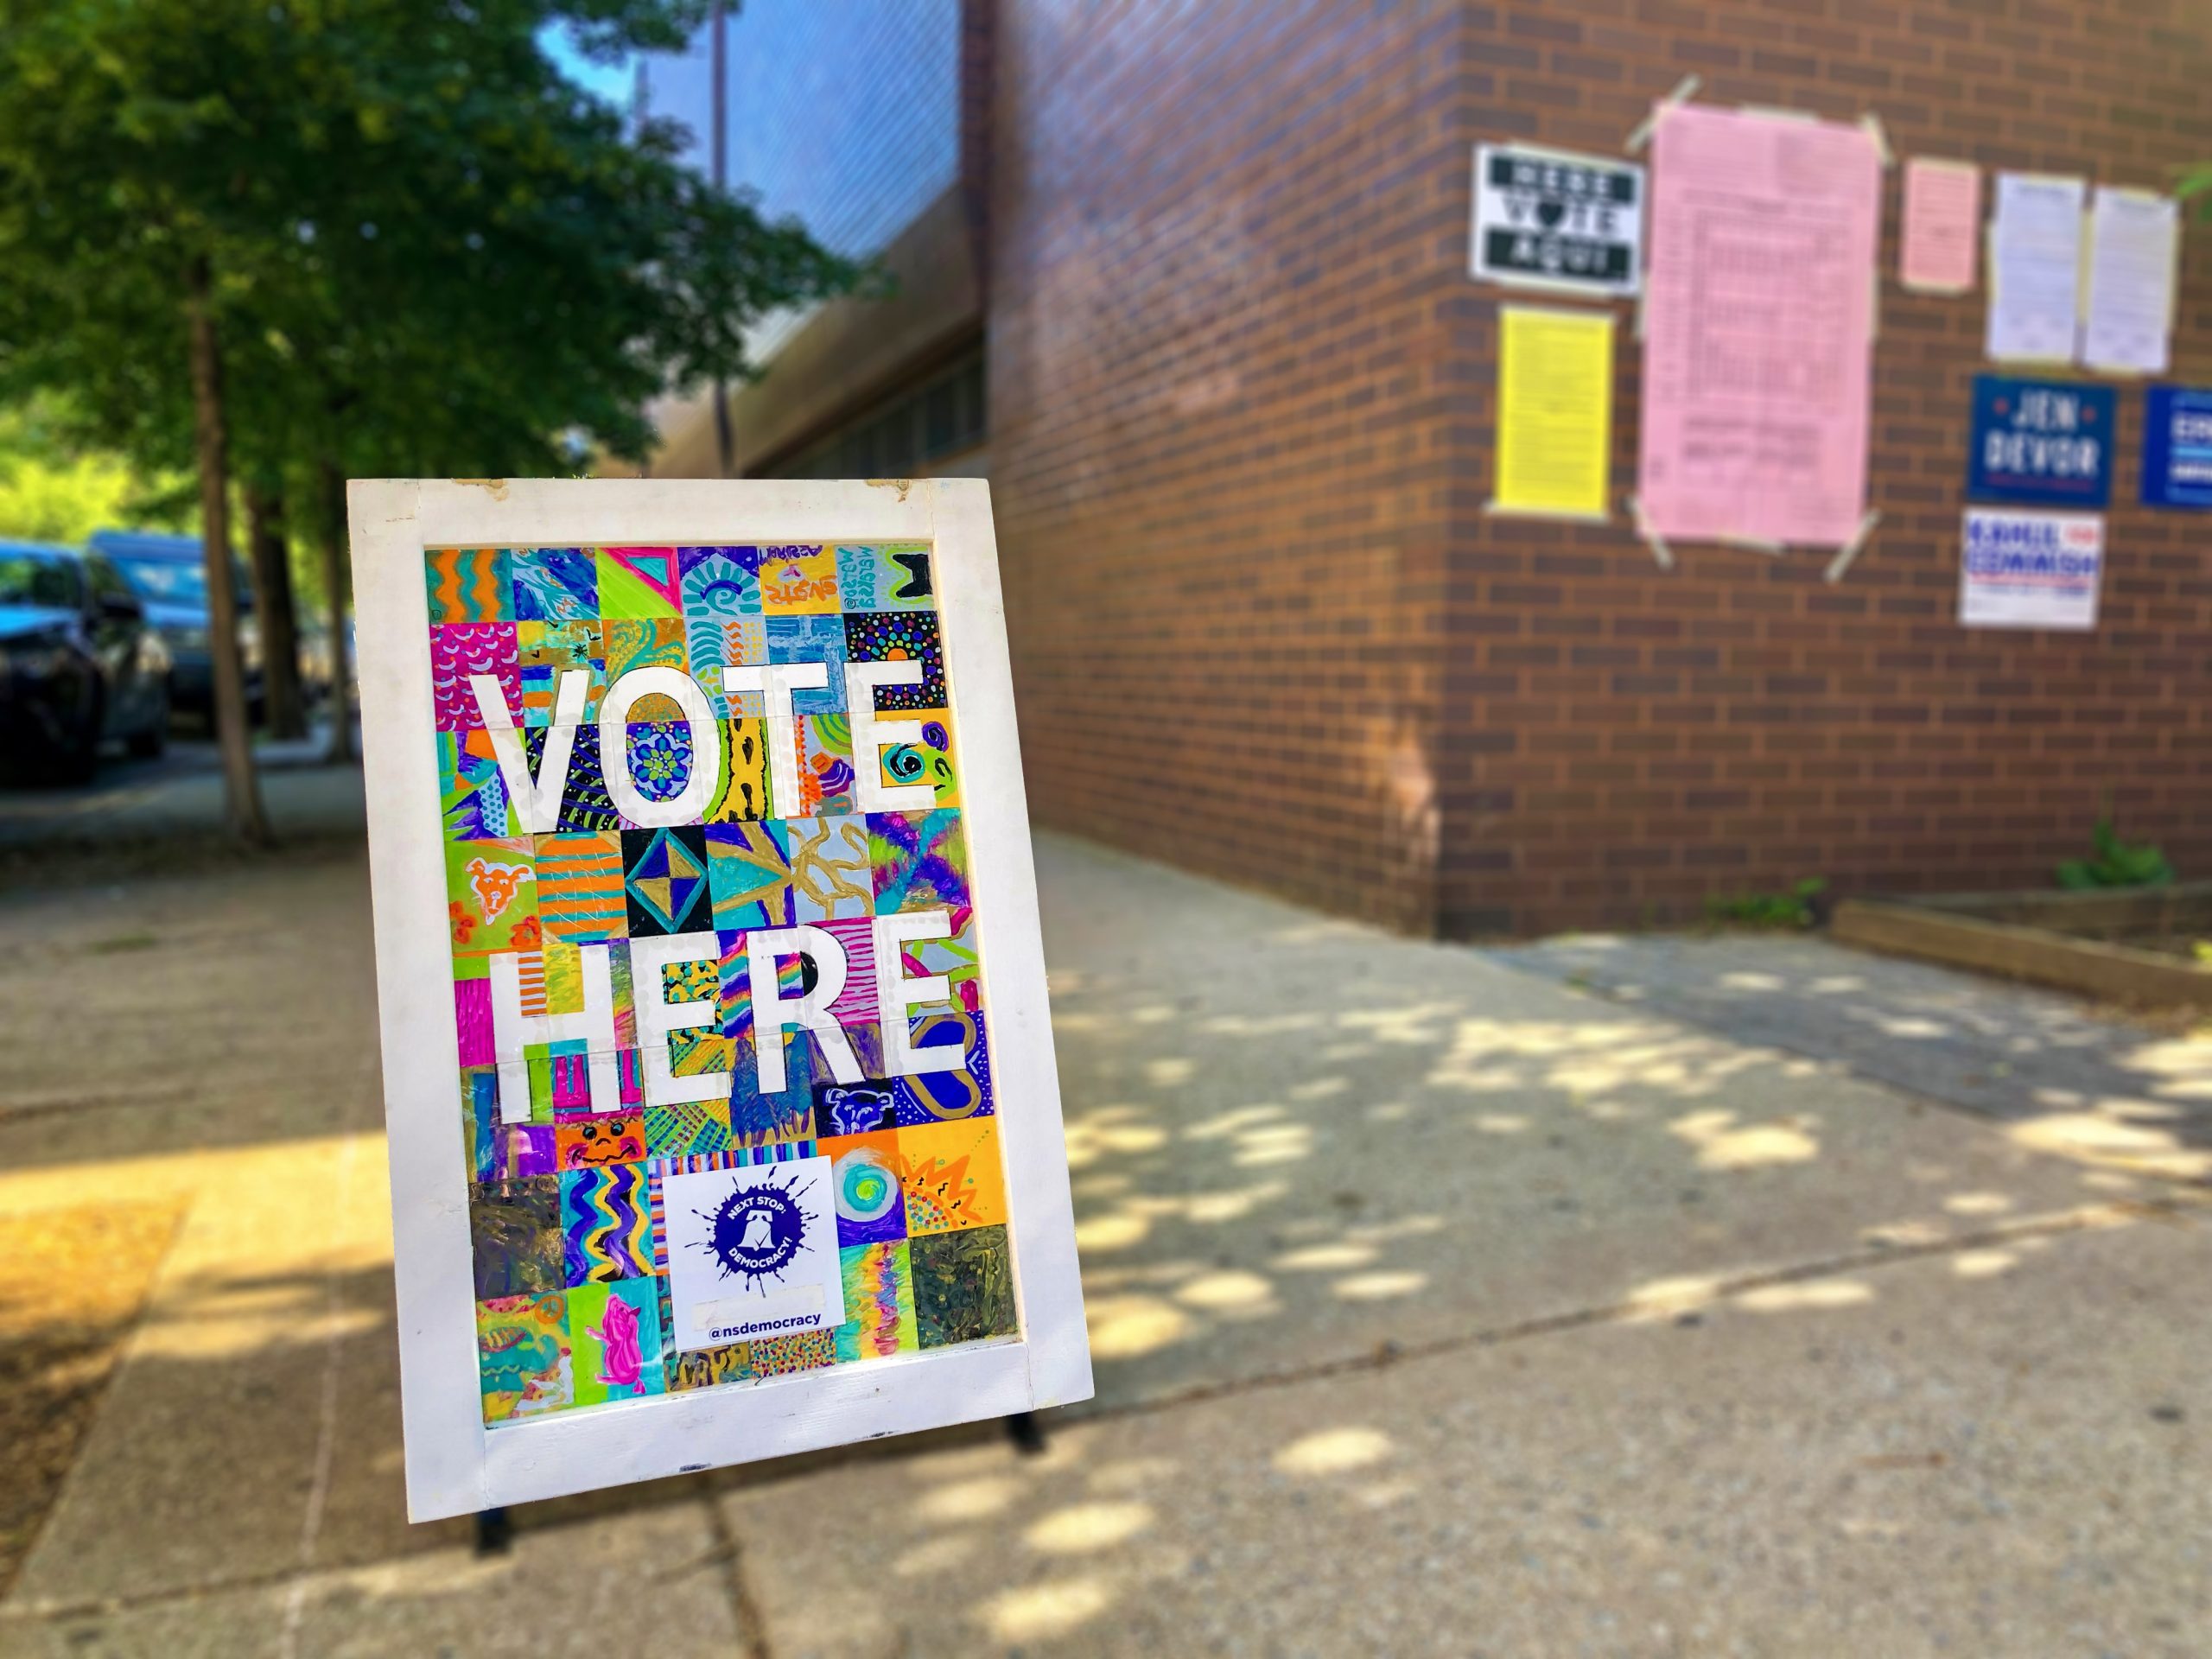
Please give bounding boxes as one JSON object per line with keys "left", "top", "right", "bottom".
{"left": 0, "top": 550, "right": 84, "bottom": 609}
{"left": 782, "top": 346, "right": 985, "bottom": 480}
{"left": 111, "top": 555, "right": 208, "bottom": 607}
{"left": 86, "top": 556, "right": 136, "bottom": 607}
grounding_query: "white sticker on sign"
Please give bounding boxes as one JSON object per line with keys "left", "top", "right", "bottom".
{"left": 1958, "top": 508, "right": 2104, "bottom": 632}
{"left": 662, "top": 1158, "right": 846, "bottom": 1351}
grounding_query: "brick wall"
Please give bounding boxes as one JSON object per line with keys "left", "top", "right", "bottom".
{"left": 988, "top": 0, "right": 1470, "bottom": 931}
{"left": 986, "top": 0, "right": 2212, "bottom": 935}
{"left": 1435, "top": 0, "right": 2212, "bottom": 934}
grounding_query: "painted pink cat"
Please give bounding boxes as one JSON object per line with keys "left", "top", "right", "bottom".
{"left": 588, "top": 1294, "right": 645, "bottom": 1392}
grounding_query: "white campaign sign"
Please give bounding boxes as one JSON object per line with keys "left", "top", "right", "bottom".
{"left": 1958, "top": 507, "right": 2104, "bottom": 631}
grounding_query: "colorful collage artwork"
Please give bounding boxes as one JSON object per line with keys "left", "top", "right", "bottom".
{"left": 431, "top": 542, "right": 1018, "bottom": 1426}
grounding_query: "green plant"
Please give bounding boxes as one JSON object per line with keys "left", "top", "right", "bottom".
{"left": 2056, "top": 816, "right": 2174, "bottom": 890}
{"left": 1704, "top": 878, "right": 1827, "bottom": 930}
{"left": 2181, "top": 165, "right": 2212, "bottom": 218}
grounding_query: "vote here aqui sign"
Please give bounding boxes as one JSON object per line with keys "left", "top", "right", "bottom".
{"left": 350, "top": 479, "right": 1090, "bottom": 1521}
{"left": 1471, "top": 142, "right": 1644, "bottom": 297}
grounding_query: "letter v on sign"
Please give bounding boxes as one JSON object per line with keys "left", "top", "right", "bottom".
{"left": 471, "top": 671, "right": 581, "bottom": 833}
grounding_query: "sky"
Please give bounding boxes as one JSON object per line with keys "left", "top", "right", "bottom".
{"left": 537, "top": 22, "right": 633, "bottom": 106}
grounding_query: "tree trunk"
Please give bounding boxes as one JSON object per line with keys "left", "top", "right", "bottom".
{"left": 319, "top": 457, "right": 353, "bottom": 763}
{"left": 245, "top": 485, "right": 307, "bottom": 740}
{"left": 186, "top": 256, "right": 270, "bottom": 844}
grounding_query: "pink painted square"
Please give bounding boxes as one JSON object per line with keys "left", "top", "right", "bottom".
{"left": 431, "top": 623, "right": 519, "bottom": 731}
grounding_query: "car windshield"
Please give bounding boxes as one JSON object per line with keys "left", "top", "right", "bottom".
{"left": 111, "top": 554, "right": 207, "bottom": 607}
{"left": 0, "top": 551, "right": 82, "bottom": 609}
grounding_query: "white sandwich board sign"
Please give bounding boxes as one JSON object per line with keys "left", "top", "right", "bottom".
{"left": 350, "top": 477, "right": 1091, "bottom": 1521}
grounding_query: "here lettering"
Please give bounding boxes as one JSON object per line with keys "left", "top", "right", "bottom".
{"left": 465, "top": 658, "right": 958, "bottom": 1124}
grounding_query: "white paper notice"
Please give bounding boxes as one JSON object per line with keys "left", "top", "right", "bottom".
{"left": 1637, "top": 105, "right": 1882, "bottom": 548}
{"left": 1986, "top": 174, "right": 2084, "bottom": 363}
{"left": 2080, "top": 188, "right": 2178, "bottom": 375}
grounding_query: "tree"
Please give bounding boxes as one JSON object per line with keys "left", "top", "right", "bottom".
{"left": 244, "top": 482, "right": 306, "bottom": 741}
{"left": 239, "top": 4, "right": 860, "bottom": 757}
{"left": 0, "top": 1, "right": 856, "bottom": 809}
{"left": 0, "top": 9, "right": 285, "bottom": 836}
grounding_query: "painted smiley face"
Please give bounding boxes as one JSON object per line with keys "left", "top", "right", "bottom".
{"left": 558, "top": 1116, "right": 644, "bottom": 1168}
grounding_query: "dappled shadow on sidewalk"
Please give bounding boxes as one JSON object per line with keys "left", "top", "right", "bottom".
{"left": 7, "top": 1104, "right": 2197, "bottom": 1647}
{"left": 0, "top": 1200, "right": 184, "bottom": 1598}
{"left": 6, "top": 830, "right": 2207, "bottom": 1642}
{"left": 1002, "top": 834, "right": 2209, "bottom": 1413}
{"left": 712, "top": 1204, "right": 2212, "bottom": 1656}
{"left": 1493, "top": 929, "right": 2212, "bottom": 1184}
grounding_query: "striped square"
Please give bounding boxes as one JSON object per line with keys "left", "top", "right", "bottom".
{"left": 534, "top": 832, "right": 626, "bottom": 944}
{"left": 426, "top": 546, "right": 512, "bottom": 623}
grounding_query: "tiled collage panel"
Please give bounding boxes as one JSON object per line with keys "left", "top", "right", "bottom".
{"left": 430, "top": 543, "right": 1016, "bottom": 1425}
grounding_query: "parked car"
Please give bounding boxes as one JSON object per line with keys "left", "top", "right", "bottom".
{"left": 0, "top": 541, "right": 171, "bottom": 781}
{"left": 87, "top": 529, "right": 262, "bottom": 722}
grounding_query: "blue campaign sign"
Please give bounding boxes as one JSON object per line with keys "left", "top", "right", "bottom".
{"left": 1967, "top": 376, "right": 2114, "bottom": 507}
{"left": 2140, "top": 386, "right": 2212, "bottom": 509}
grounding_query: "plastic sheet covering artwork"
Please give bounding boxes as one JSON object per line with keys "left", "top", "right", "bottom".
{"left": 432, "top": 542, "right": 1017, "bottom": 1416}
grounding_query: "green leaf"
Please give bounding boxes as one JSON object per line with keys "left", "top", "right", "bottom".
{"left": 2056, "top": 815, "right": 2175, "bottom": 889}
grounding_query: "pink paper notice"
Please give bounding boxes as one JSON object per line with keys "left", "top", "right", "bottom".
{"left": 1899, "top": 158, "right": 1980, "bottom": 294}
{"left": 1637, "top": 105, "right": 1882, "bottom": 549}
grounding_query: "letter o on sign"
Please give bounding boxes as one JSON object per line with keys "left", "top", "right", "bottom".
{"left": 598, "top": 665, "right": 721, "bottom": 827}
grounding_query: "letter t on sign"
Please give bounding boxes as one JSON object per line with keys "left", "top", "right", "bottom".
{"left": 723, "top": 663, "right": 828, "bottom": 818}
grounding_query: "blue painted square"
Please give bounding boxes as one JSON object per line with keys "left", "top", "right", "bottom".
{"left": 892, "top": 1008, "right": 995, "bottom": 1127}
{"left": 1967, "top": 376, "right": 2113, "bottom": 507}
{"left": 678, "top": 545, "right": 761, "bottom": 623}
{"left": 767, "top": 613, "right": 848, "bottom": 714}
{"left": 511, "top": 547, "right": 598, "bottom": 621}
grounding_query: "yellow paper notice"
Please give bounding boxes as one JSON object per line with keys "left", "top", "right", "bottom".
{"left": 1493, "top": 306, "right": 1614, "bottom": 520}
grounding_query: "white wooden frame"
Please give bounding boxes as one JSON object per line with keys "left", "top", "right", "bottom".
{"left": 350, "top": 478, "right": 1091, "bottom": 1522}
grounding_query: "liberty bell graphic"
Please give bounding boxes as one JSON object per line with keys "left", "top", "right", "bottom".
{"left": 738, "top": 1206, "right": 776, "bottom": 1253}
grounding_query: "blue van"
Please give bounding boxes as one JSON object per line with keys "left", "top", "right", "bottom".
{"left": 86, "top": 530, "right": 262, "bottom": 718}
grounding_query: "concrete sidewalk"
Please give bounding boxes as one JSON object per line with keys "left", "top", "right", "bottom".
{"left": 0, "top": 725, "right": 365, "bottom": 853}
{"left": 0, "top": 836, "right": 2207, "bottom": 1656}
